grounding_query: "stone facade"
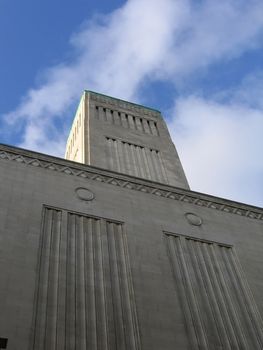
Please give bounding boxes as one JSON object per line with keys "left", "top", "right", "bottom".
{"left": 0, "top": 92, "right": 263, "bottom": 349}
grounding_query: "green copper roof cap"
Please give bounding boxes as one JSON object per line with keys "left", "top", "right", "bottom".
{"left": 84, "top": 90, "right": 161, "bottom": 114}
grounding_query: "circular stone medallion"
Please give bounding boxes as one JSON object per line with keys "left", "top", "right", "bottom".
{"left": 185, "top": 212, "right": 202, "bottom": 226}
{"left": 75, "top": 187, "right": 95, "bottom": 201}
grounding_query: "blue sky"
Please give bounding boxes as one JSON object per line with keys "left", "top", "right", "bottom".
{"left": 1, "top": 0, "right": 263, "bottom": 207}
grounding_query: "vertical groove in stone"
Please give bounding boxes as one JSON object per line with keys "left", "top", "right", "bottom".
{"left": 133, "top": 146, "right": 144, "bottom": 178}
{"left": 113, "top": 139, "right": 121, "bottom": 172}
{"left": 121, "top": 113, "right": 128, "bottom": 128}
{"left": 153, "top": 150, "right": 163, "bottom": 182}
{"left": 117, "top": 141, "right": 125, "bottom": 174}
{"left": 56, "top": 211, "right": 67, "bottom": 350}
{"left": 113, "top": 111, "right": 121, "bottom": 125}
{"left": 135, "top": 117, "right": 143, "bottom": 132}
{"left": 221, "top": 247, "right": 262, "bottom": 348}
{"left": 154, "top": 122, "right": 159, "bottom": 135}
{"left": 132, "top": 117, "right": 137, "bottom": 130}
{"left": 129, "top": 143, "right": 138, "bottom": 177}
{"left": 229, "top": 249, "right": 263, "bottom": 347}
{"left": 137, "top": 146, "right": 148, "bottom": 179}
{"left": 107, "top": 223, "right": 126, "bottom": 349}
{"left": 94, "top": 219, "right": 108, "bottom": 350}
{"left": 122, "top": 142, "right": 129, "bottom": 175}
{"left": 119, "top": 225, "right": 141, "bottom": 350}
{"left": 140, "top": 146, "right": 149, "bottom": 179}
{"left": 202, "top": 242, "right": 246, "bottom": 348}
{"left": 130, "top": 144, "right": 140, "bottom": 177}
{"left": 156, "top": 151, "right": 168, "bottom": 183}
{"left": 34, "top": 208, "right": 140, "bottom": 350}
{"left": 33, "top": 208, "right": 53, "bottom": 350}
{"left": 149, "top": 120, "right": 158, "bottom": 136}
{"left": 151, "top": 150, "right": 163, "bottom": 182}
{"left": 165, "top": 233, "right": 263, "bottom": 350}
{"left": 144, "top": 149, "right": 156, "bottom": 180}
{"left": 65, "top": 213, "right": 76, "bottom": 350}
{"left": 106, "top": 222, "right": 141, "bottom": 350}
{"left": 95, "top": 106, "right": 99, "bottom": 119}
{"left": 166, "top": 235, "right": 200, "bottom": 350}
{"left": 94, "top": 105, "right": 159, "bottom": 136}
{"left": 105, "top": 137, "right": 167, "bottom": 183}
{"left": 209, "top": 245, "right": 247, "bottom": 348}
{"left": 75, "top": 216, "right": 87, "bottom": 350}
{"left": 101, "top": 220, "right": 116, "bottom": 350}
{"left": 202, "top": 243, "right": 243, "bottom": 348}
{"left": 45, "top": 210, "right": 61, "bottom": 350}
{"left": 175, "top": 237, "right": 209, "bottom": 349}
{"left": 106, "top": 109, "right": 113, "bottom": 123}
{"left": 98, "top": 107, "right": 105, "bottom": 121}
{"left": 123, "top": 142, "right": 132, "bottom": 176}
{"left": 107, "top": 138, "right": 115, "bottom": 172}
{"left": 32, "top": 209, "right": 63, "bottom": 350}
{"left": 115, "top": 140, "right": 123, "bottom": 174}
{"left": 142, "top": 119, "right": 151, "bottom": 134}
{"left": 140, "top": 147, "right": 151, "bottom": 179}
{"left": 187, "top": 240, "right": 224, "bottom": 349}
{"left": 194, "top": 242, "right": 232, "bottom": 349}
{"left": 152, "top": 151, "right": 162, "bottom": 182}
{"left": 85, "top": 217, "right": 97, "bottom": 350}
{"left": 128, "top": 115, "right": 135, "bottom": 129}
{"left": 144, "top": 148, "right": 155, "bottom": 180}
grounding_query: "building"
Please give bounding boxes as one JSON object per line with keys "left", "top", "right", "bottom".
{"left": 0, "top": 90, "right": 263, "bottom": 349}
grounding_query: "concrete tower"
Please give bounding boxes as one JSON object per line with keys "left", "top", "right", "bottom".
{"left": 65, "top": 90, "right": 189, "bottom": 189}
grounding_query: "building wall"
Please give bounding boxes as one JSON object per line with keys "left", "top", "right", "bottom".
{"left": 1, "top": 145, "right": 263, "bottom": 349}
{"left": 65, "top": 95, "right": 85, "bottom": 163}
{"left": 87, "top": 91, "right": 189, "bottom": 189}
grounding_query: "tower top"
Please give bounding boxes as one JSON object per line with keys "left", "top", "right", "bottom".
{"left": 85, "top": 90, "right": 161, "bottom": 114}
{"left": 65, "top": 90, "right": 189, "bottom": 189}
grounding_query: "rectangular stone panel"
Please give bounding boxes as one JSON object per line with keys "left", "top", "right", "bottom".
{"left": 32, "top": 207, "right": 140, "bottom": 350}
{"left": 106, "top": 137, "right": 168, "bottom": 183}
{"left": 95, "top": 105, "right": 159, "bottom": 136}
{"left": 165, "top": 233, "right": 263, "bottom": 350}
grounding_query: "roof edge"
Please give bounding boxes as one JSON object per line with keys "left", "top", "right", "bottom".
{"left": 84, "top": 90, "right": 161, "bottom": 114}
{"left": 0, "top": 143, "right": 263, "bottom": 221}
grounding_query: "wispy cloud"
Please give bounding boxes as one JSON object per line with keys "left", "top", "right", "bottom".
{"left": 2, "top": 0, "right": 263, "bottom": 205}
{"left": 169, "top": 83, "right": 263, "bottom": 206}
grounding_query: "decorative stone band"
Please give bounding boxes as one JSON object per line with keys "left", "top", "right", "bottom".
{"left": 88, "top": 91, "right": 161, "bottom": 118}
{"left": 0, "top": 144, "right": 263, "bottom": 221}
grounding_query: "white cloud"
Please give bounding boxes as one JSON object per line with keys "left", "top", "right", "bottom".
{"left": 162, "top": 0, "right": 263, "bottom": 79}
{"left": 168, "top": 95, "right": 263, "bottom": 206}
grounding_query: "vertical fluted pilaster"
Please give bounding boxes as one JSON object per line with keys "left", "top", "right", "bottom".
{"left": 165, "top": 233, "right": 263, "bottom": 350}
{"left": 33, "top": 208, "right": 140, "bottom": 350}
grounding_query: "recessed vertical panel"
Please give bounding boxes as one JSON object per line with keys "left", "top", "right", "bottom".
{"left": 32, "top": 207, "right": 140, "bottom": 350}
{"left": 94, "top": 105, "right": 159, "bottom": 136}
{"left": 165, "top": 233, "right": 263, "bottom": 350}
{"left": 105, "top": 137, "right": 168, "bottom": 183}
{"left": 32, "top": 208, "right": 62, "bottom": 350}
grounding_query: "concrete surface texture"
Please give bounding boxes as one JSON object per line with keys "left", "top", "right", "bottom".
{"left": 0, "top": 92, "right": 263, "bottom": 349}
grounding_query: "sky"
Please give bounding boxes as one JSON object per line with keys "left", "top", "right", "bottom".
{"left": 1, "top": 0, "right": 263, "bottom": 207}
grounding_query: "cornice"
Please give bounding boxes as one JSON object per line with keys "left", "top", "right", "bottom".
{"left": 87, "top": 91, "right": 161, "bottom": 118}
{"left": 0, "top": 144, "right": 263, "bottom": 222}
